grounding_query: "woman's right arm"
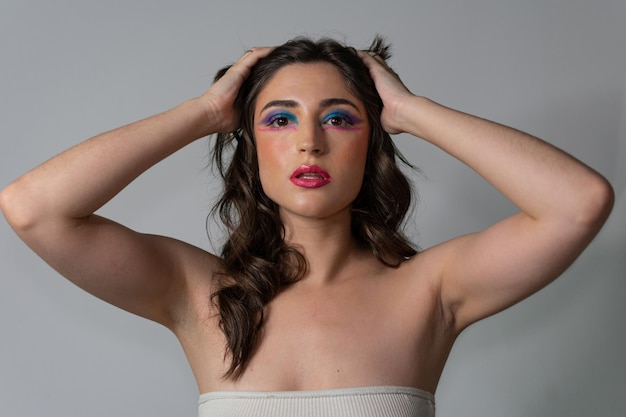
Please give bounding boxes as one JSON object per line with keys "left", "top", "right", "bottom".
{"left": 0, "top": 47, "right": 272, "bottom": 328}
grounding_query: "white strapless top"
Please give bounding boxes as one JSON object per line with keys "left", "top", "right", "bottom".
{"left": 198, "top": 385, "right": 435, "bottom": 417}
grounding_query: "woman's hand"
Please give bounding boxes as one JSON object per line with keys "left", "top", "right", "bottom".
{"left": 358, "top": 51, "right": 416, "bottom": 135}
{"left": 199, "top": 47, "right": 273, "bottom": 134}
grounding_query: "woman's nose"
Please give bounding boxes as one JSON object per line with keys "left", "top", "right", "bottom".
{"left": 297, "top": 124, "right": 326, "bottom": 154}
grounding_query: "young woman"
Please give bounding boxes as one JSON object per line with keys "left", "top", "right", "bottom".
{"left": 0, "top": 37, "right": 614, "bottom": 417}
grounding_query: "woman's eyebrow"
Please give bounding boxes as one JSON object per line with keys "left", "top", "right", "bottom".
{"left": 260, "top": 100, "right": 299, "bottom": 112}
{"left": 319, "top": 98, "right": 361, "bottom": 113}
{"left": 259, "top": 97, "right": 361, "bottom": 114}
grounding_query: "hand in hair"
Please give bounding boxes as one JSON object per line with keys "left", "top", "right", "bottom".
{"left": 358, "top": 50, "right": 414, "bottom": 135}
{"left": 199, "top": 47, "right": 273, "bottom": 134}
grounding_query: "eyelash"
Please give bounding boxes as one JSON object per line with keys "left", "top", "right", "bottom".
{"left": 321, "top": 111, "right": 355, "bottom": 127}
{"left": 262, "top": 110, "right": 358, "bottom": 130}
{"left": 265, "top": 112, "right": 297, "bottom": 128}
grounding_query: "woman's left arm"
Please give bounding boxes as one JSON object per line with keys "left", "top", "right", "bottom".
{"left": 361, "top": 52, "right": 615, "bottom": 332}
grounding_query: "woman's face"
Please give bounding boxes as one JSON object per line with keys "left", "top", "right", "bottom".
{"left": 253, "top": 62, "right": 370, "bottom": 223}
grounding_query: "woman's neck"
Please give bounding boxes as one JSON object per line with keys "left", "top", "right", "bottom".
{"left": 280, "top": 210, "right": 371, "bottom": 286}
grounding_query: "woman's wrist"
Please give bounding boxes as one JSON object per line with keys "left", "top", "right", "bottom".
{"left": 394, "top": 95, "right": 434, "bottom": 139}
{"left": 176, "top": 97, "right": 223, "bottom": 140}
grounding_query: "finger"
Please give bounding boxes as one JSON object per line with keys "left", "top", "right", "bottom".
{"left": 357, "top": 50, "right": 375, "bottom": 64}
{"left": 224, "top": 46, "right": 274, "bottom": 80}
{"left": 368, "top": 51, "right": 394, "bottom": 69}
{"left": 359, "top": 50, "right": 396, "bottom": 77}
{"left": 357, "top": 50, "right": 387, "bottom": 71}
{"left": 365, "top": 51, "right": 404, "bottom": 80}
{"left": 236, "top": 46, "right": 274, "bottom": 66}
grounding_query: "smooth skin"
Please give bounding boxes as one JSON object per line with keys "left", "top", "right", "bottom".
{"left": 0, "top": 47, "right": 614, "bottom": 396}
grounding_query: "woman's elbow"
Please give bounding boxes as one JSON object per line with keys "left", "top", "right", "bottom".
{"left": 576, "top": 174, "right": 615, "bottom": 231}
{"left": 0, "top": 181, "right": 39, "bottom": 233}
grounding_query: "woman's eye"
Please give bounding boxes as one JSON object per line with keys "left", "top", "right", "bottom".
{"left": 329, "top": 117, "right": 344, "bottom": 126}
{"left": 323, "top": 112, "right": 354, "bottom": 127}
{"left": 265, "top": 113, "right": 296, "bottom": 128}
{"left": 270, "top": 117, "right": 289, "bottom": 127}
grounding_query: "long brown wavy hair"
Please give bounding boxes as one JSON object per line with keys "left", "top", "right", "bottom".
{"left": 210, "top": 36, "right": 418, "bottom": 379}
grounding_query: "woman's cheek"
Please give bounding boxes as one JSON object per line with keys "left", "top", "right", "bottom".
{"left": 256, "top": 137, "right": 288, "bottom": 191}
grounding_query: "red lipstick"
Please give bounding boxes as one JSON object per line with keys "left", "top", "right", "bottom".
{"left": 290, "top": 165, "right": 331, "bottom": 188}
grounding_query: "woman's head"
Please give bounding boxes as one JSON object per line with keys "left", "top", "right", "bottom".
{"left": 211, "top": 36, "right": 417, "bottom": 379}
{"left": 253, "top": 60, "right": 372, "bottom": 226}
{"left": 214, "top": 36, "right": 416, "bottom": 265}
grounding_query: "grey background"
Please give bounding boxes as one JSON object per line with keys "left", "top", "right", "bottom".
{"left": 1, "top": 1, "right": 624, "bottom": 416}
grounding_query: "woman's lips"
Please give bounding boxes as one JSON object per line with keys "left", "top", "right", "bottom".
{"left": 290, "top": 164, "right": 331, "bottom": 188}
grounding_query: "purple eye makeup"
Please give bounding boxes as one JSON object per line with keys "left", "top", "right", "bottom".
{"left": 257, "top": 111, "right": 299, "bottom": 131}
{"left": 321, "top": 110, "right": 364, "bottom": 131}
{"left": 256, "top": 103, "right": 365, "bottom": 132}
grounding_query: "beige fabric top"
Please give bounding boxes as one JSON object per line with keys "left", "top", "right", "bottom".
{"left": 198, "top": 385, "right": 435, "bottom": 417}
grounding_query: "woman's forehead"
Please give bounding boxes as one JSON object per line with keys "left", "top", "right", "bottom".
{"left": 254, "top": 63, "right": 363, "bottom": 111}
